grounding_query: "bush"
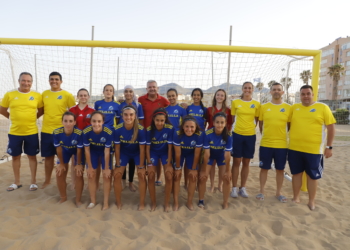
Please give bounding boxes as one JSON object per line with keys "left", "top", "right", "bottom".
{"left": 333, "top": 109, "right": 350, "bottom": 124}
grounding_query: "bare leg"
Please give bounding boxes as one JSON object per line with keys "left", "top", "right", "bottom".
{"left": 138, "top": 168, "right": 147, "bottom": 211}
{"left": 156, "top": 160, "right": 162, "bottom": 183}
{"left": 292, "top": 172, "right": 302, "bottom": 203}
{"left": 231, "top": 157, "right": 242, "bottom": 187}
{"left": 12, "top": 155, "right": 21, "bottom": 186}
{"left": 42, "top": 155, "right": 54, "bottom": 188}
{"left": 87, "top": 170, "right": 97, "bottom": 207}
{"left": 276, "top": 170, "right": 284, "bottom": 197}
{"left": 95, "top": 166, "right": 101, "bottom": 190}
{"left": 209, "top": 163, "right": 215, "bottom": 193}
{"left": 259, "top": 169, "right": 268, "bottom": 195}
{"left": 184, "top": 163, "right": 188, "bottom": 189}
{"left": 198, "top": 165, "right": 210, "bottom": 201}
{"left": 218, "top": 165, "right": 224, "bottom": 193}
{"left": 75, "top": 174, "right": 84, "bottom": 207}
{"left": 147, "top": 166, "right": 157, "bottom": 211}
{"left": 56, "top": 163, "right": 69, "bottom": 203}
{"left": 222, "top": 170, "right": 231, "bottom": 209}
{"left": 240, "top": 158, "right": 250, "bottom": 187}
{"left": 27, "top": 155, "right": 37, "bottom": 185}
{"left": 102, "top": 176, "right": 111, "bottom": 210}
{"left": 164, "top": 168, "right": 173, "bottom": 212}
{"left": 173, "top": 170, "right": 182, "bottom": 211}
{"left": 70, "top": 156, "right": 76, "bottom": 190}
{"left": 187, "top": 171, "right": 197, "bottom": 211}
{"left": 113, "top": 167, "right": 125, "bottom": 209}
{"left": 307, "top": 174, "right": 317, "bottom": 210}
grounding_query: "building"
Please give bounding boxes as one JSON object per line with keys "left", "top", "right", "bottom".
{"left": 319, "top": 37, "right": 350, "bottom": 110}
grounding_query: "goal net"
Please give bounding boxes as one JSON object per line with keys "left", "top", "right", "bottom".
{"left": 0, "top": 39, "right": 320, "bottom": 155}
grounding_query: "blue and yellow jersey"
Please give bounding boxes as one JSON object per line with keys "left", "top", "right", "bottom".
{"left": 42, "top": 90, "right": 76, "bottom": 134}
{"left": 186, "top": 104, "right": 207, "bottom": 131}
{"left": 118, "top": 101, "right": 144, "bottom": 123}
{"left": 114, "top": 123, "right": 146, "bottom": 156}
{"left": 53, "top": 127, "right": 83, "bottom": 155}
{"left": 231, "top": 99, "right": 260, "bottom": 136}
{"left": 289, "top": 102, "right": 336, "bottom": 154}
{"left": 203, "top": 128, "right": 232, "bottom": 157}
{"left": 94, "top": 99, "right": 120, "bottom": 128}
{"left": 146, "top": 124, "right": 174, "bottom": 153}
{"left": 259, "top": 102, "right": 291, "bottom": 148}
{"left": 165, "top": 104, "right": 187, "bottom": 130}
{"left": 1, "top": 89, "right": 43, "bottom": 136}
{"left": 173, "top": 130, "right": 204, "bottom": 156}
{"left": 83, "top": 125, "right": 113, "bottom": 152}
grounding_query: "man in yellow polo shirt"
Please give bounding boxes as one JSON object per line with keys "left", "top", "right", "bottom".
{"left": 41, "top": 72, "right": 76, "bottom": 188}
{"left": 288, "top": 85, "right": 335, "bottom": 210}
{"left": 0, "top": 72, "right": 43, "bottom": 191}
{"left": 256, "top": 82, "right": 291, "bottom": 202}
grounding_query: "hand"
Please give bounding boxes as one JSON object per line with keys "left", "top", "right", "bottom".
{"left": 137, "top": 167, "right": 146, "bottom": 178}
{"left": 56, "top": 164, "right": 66, "bottom": 176}
{"left": 74, "top": 164, "right": 84, "bottom": 177}
{"left": 223, "top": 171, "right": 231, "bottom": 182}
{"left": 87, "top": 167, "right": 96, "bottom": 178}
{"left": 324, "top": 148, "right": 332, "bottom": 158}
{"left": 103, "top": 169, "right": 111, "bottom": 178}
{"left": 188, "top": 169, "right": 198, "bottom": 181}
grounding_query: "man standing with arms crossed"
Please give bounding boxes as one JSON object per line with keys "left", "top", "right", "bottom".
{"left": 41, "top": 72, "right": 76, "bottom": 188}
{"left": 138, "top": 80, "right": 170, "bottom": 185}
{"left": 0, "top": 72, "right": 43, "bottom": 191}
{"left": 288, "top": 85, "right": 335, "bottom": 210}
{"left": 256, "top": 82, "right": 291, "bottom": 202}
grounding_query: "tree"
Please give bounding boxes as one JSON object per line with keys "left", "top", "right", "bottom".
{"left": 300, "top": 70, "right": 312, "bottom": 85}
{"left": 327, "top": 64, "right": 345, "bottom": 100}
{"left": 267, "top": 80, "right": 277, "bottom": 89}
{"left": 256, "top": 82, "right": 264, "bottom": 103}
{"left": 280, "top": 77, "right": 293, "bottom": 104}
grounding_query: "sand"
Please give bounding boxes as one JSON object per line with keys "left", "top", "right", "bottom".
{"left": 0, "top": 125, "right": 349, "bottom": 250}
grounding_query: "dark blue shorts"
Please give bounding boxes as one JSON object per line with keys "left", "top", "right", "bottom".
{"left": 259, "top": 146, "right": 287, "bottom": 170}
{"left": 7, "top": 134, "right": 39, "bottom": 156}
{"left": 231, "top": 132, "right": 256, "bottom": 159}
{"left": 87, "top": 149, "right": 112, "bottom": 170}
{"left": 120, "top": 154, "right": 140, "bottom": 167}
{"left": 207, "top": 154, "right": 226, "bottom": 167}
{"left": 288, "top": 149, "right": 324, "bottom": 180}
{"left": 173, "top": 155, "right": 198, "bottom": 170}
{"left": 150, "top": 151, "right": 169, "bottom": 166}
{"left": 41, "top": 132, "right": 56, "bottom": 157}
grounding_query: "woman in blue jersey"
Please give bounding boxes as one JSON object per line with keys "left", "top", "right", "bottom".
{"left": 186, "top": 88, "right": 207, "bottom": 131}
{"left": 113, "top": 105, "right": 146, "bottom": 210}
{"left": 165, "top": 88, "right": 187, "bottom": 130}
{"left": 83, "top": 111, "right": 113, "bottom": 210}
{"left": 199, "top": 112, "right": 232, "bottom": 209}
{"left": 54, "top": 112, "right": 83, "bottom": 205}
{"left": 173, "top": 115, "right": 204, "bottom": 211}
{"left": 146, "top": 108, "right": 174, "bottom": 212}
{"left": 117, "top": 85, "right": 144, "bottom": 192}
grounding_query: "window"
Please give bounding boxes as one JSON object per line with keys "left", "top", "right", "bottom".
{"left": 345, "top": 80, "right": 350, "bottom": 85}
{"left": 346, "top": 70, "right": 350, "bottom": 76}
{"left": 319, "top": 76, "right": 326, "bottom": 81}
{"left": 342, "top": 42, "right": 350, "bottom": 50}
{"left": 346, "top": 61, "right": 350, "bottom": 66}
{"left": 321, "top": 59, "right": 327, "bottom": 64}
{"left": 320, "top": 67, "right": 327, "bottom": 73}
{"left": 347, "top": 51, "right": 350, "bottom": 57}
{"left": 322, "top": 49, "right": 334, "bottom": 57}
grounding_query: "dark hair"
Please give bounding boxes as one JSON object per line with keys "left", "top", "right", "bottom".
{"left": 211, "top": 89, "right": 227, "bottom": 116}
{"left": 300, "top": 85, "right": 313, "bottom": 92}
{"left": 121, "top": 105, "right": 139, "bottom": 142}
{"left": 77, "top": 88, "right": 89, "bottom": 96}
{"left": 167, "top": 88, "right": 178, "bottom": 96}
{"left": 191, "top": 88, "right": 207, "bottom": 120}
{"left": 240, "top": 81, "right": 253, "bottom": 99}
{"left": 178, "top": 115, "right": 201, "bottom": 137}
{"left": 49, "top": 71, "right": 62, "bottom": 81}
{"left": 90, "top": 111, "right": 105, "bottom": 122}
{"left": 150, "top": 108, "right": 172, "bottom": 136}
{"left": 213, "top": 112, "right": 228, "bottom": 142}
{"left": 270, "top": 82, "right": 283, "bottom": 90}
{"left": 62, "top": 111, "right": 76, "bottom": 121}
{"left": 19, "top": 72, "right": 33, "bottom": 80}
{"left": 103, "top": 84, "right": 115, "bottom": 101}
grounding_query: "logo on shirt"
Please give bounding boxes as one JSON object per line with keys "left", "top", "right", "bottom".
{"left": 267, "top": 109, "right": 271, "bottom": 111}
{"left": 98, "top": 106, "right": 102, "bottom": 109}
{"left": 316, "top": 173, "right": 319, "bottom": 177}
{"left": 191, "top": 140, "right": 196, "bottom": 146}
{"left": 108, "top": 106, "right": 114, "bottom": 110}
{"left": 120, "top": 135, "right": 123, "bottom": 139}
{"left": 89, "top": 138, "right": 93, "bottom": 141}
{"left": 100, "top": 137, "right": 106, "bottom": 142}
{"left": 86, "top": 114, "right": 91, "bottom": 118}
{"left": 71, "top": 140, "right": 77, "bottom": 145}
{"left": 150, "top": 158, "right": 155, "bottom": 163}
{"left": 199, "top": 109, "right": 203, "bottom": 113}
{"left": 280, "top": 108, "right": 285, "bottom": 112}
{"left": 174, "top": 109, "right": 178, "bottom": 114}
{"left": 310, "top": 109, "right": 316, "bottom": 112}
{"left": 296, "top": 108, "right": 300, "bottom": 111}
{"left": 152, "top": 137, "right": 156, "bottom": 140}
{"left": 238, "top": 105, "right": 242, "bottom": 107}
{"left": 7, "top": 148, "right": 12, "bottom": 154}
{"left": 189, "top": 109, "right": 193, "bottom": 112}
{"left": 221, "top": 139, "right": 226, "bottom": 145}
{"left": 45, "top": 96, "right": 48, "bottom": 98}
{"left": 209, "top": 141, "right": 214, "bottom": 144}
{"left": 259, "top": 161, "right": 263, "bottom": 167}
{"left": 163, "top": 133, "right": 167, "bottom": 139}
{"left": 79, "top": 114, "right": 83, "bottom": 116}
{"left": 250, "top": 104, "right": 255, "bottom": 108}
{"left": 57, "top": 95, "right": 63, "bottom": 99}
{"left": 14, "top": 97, "right": 18, "bottom": 100}
{"left": 29, "top": 96, "right": 34, "bottom": 100}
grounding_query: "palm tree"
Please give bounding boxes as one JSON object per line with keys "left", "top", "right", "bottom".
{"left": 256, "top": 82, "right": 264, "bottom": 102}
{"left": 300, "top": 70, "right": 312, "bottom": 85}
{"left": 267, "top": 80, "right": 277, "bottom": 89}
{"left": 327, "top": 64, "right": 345, "bottom": 100}
{"left": 280, "top": 77, "right": 293, "bottom": 104}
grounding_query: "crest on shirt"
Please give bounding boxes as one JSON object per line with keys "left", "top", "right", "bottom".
{"left": 100, "top": 137, "right": 106, "bottom": 142}
{"left": 71, "top": 140, "right": 77, "bottom": 145}
{"left": 199, "top": 109, "right": 203, "bottom": 113}
{"left": 174, "top": 109, "right": 178, "bottom": 113}
{"left": 86, "top": 114, "right": 91, "bottom": 118}
{"left": 108, "top": 106, "right": 113, "bottom": 110}
{"left": 221, "top": 139, "right": 226, "bottom": 145}
{"left": 7, "top": 148, "right": 12, "bottom": 154}
{"left": 163, "top": 133, "right": 167, "bottom": 139}
{"left": 209, "top": 141, "right": 214, "bottom": 144}
{"left": 250, "top": 104, "right": 255, "bottom": 108}
{"left": 57, "top": 95, "right": 62, "bottom": 99}
{"left": 280, "top": 108, "right": 285, "bottom": 112}
{"left": 310, "top": 109, "right": 316, "bottom": 112}
{"left": 191, "top": 140, "right": 196, "bottom": 146}
{"left": 29, "top": 96, "right": 34, "bottom": 100}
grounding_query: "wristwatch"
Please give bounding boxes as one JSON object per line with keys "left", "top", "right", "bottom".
{"left": 325, "top": 146, "right": 333, "bottom": 149}
{"left": 115, "top": 164, "right": 121, "bottom": 168}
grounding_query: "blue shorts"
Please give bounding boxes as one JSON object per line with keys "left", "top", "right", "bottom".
{"left": 41, "top": 132, "right": 56, "bottom": 157}
{"left": 88, "top": 150, "right": 111, "bottom": 170}
{"left": 231, "top": 132, "right": 256, "bottom": 159}
{"left": 173, "top": 155, "right": 199, "bottom": 170}
{"left": 259, "top": 146, "right": 287, "bottom": 170}
{"left": 288, "top": 149, "right": 324, "bottom": 180}
{"left": 207, "top": 154, "right": 226, "bottom": 167}
{"left": 120, "top": 154, "right": 140, "bottom": 167}
{"left": 150, "top": 151, "right": 169, "bottom": 166}
{"left": 7, "top": 134, "right": 39, "bottom": 156}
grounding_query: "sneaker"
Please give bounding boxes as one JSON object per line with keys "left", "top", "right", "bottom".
{"left": 230, "top": 187, "right": 238, "bottom": 198}
{"left": 198, "top": 200, "right": 205, "bottom": 208}
{"left": 238, "top": 187, "right": 249, "bottom": 198}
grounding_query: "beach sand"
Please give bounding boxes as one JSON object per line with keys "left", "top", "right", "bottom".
{"left": 0, "top": 126, "right": 349, "bottom": 250}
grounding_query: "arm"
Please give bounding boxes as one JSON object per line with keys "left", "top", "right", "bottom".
{"left": 103, "top": 147, "right": 111, "bottom": 178}
{"left": 139, "top": 119, "right": 144, "bottom": 126}
{"left": 259, "top": 120, "right": 263, "bottom": 134}
{"left": 0, "top": 106, "right": 9, "bottom": 119}
{"left": 201, "top": 149, "right": 210, "bottom": 175}
{"left": 192, "top": 147, "right": 202, "bottom": 170}
{"left": 84, "top": 146, "right": 95, "bottom": 178}
{"left": 167, "top": 143, "right": 173, "bottom": 166}
{"left": 37, "top": 107, "right": 44, "bottom": 119}
{"left": 255, "top": 117, "right": 259, "bottom": 127}
{"left": 146, "top": 145, "right": 152, "bottom": 165}
{"left": 115, "top": 117, "right": 119, "bottom": 125}
{"left": 287, "top": 122, "right": 290, "bottom": 131}
{"left": 55, "top": 146, "right": 66, "bottom": 176}
{"left": 114, "top": 144, "right": 121, "bottom": 166}
{"left": 75, "top": 148, "right": 84, "bottom": 176}
{"left": 174, "top": 145, "right": 181, "bottom": 169}
{"left": 139, "top": 144, "right": 145, "bottom": 167}
{"left": 324, "top": 124, "right": 335, "bottom": 158}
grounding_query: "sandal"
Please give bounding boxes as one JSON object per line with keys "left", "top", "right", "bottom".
{"left": 276, "top": 195, "right": 287, "bottom": 203}
{"left": 29, "top": 184, "right": 38, "bottom": 191}
{"left": 7, "top": 184, "right": 22, "bottom": 191}
{"left": 256, "top": 193, "right": 265, "bottom": 201}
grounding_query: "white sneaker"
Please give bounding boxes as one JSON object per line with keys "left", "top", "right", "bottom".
{"left": 230, "top": 187, "right": 238, "bottom": 198}
{"left": 239, "top": 187, "right": 249, "bottom": 198}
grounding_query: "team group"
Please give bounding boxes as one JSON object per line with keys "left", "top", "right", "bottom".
{"left": 0, "top": 71, "right": 335, "bottom": 211}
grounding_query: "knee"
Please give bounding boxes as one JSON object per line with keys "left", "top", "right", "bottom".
{"left": 148, "top": 170, "right": 155, "bottom": 180}
{"left": 174, "top": 172, "right": 182, "bottom": 181}
{"left": 12, "top": 155, "right": 21, "bottom": 161}
{"left": 188, "top": 173, "right": 197, "bottom": 182}
{"left": 137, "top": 172, "right": 146, "bottom": 181}
{"left": 114, "top": 172, "right": 123, "bottom": 181}
{"left": 165, "top": 171, "right": 173, "bottom": 181}
{"left": 200, "top": 176, "right": 208, "bottom": 184}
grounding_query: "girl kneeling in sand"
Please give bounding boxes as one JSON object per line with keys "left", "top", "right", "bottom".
{"left": 113, "top": 105, "right": 146, "bottom": 210}
{"left": 199, "top": 112, "right": 232, "bottom": 209}
{"left": 173, "top": 116, "right": 204, "bottom": 211}
{"left": 83, "top": 111, "right": 113, "bottom": 210}
{"left": 54, "top": 112, "right": 83, "bottom": 204}
{"left": 146, "top": 108, "right": 174, "bottom": 212}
